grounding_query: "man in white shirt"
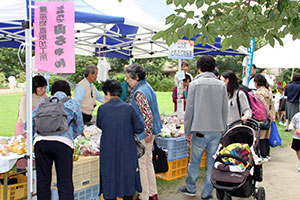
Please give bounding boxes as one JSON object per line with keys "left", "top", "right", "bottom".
{"left": 74, "top": 64, "right": 104, "bottom": 124}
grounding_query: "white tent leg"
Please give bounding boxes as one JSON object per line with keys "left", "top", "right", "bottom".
{"left": 291, "top": 67, "right": 295, "bottom": 81}
{"left": 176, "top": 59, "right": 183, "bottom": 127}
{"left": 26, "top": 1, "right": 33, "bottom": 199}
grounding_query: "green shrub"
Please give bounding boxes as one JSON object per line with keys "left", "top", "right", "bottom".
{"left": 112, "top": 73, "right": 126, "bottom": 83}
{"left": 147, "top": 74, "right": 175, "bottom": 92}
{"left": 0, "top": 72, "right": 7, "bottom": 87}
{"left": 16, "top": 71, "right": 26, "bottom": 83}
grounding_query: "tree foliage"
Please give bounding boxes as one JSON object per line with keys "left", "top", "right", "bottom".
{"left": 153, "top": 0, "right": 300, "bottom": 50}
{"left": 0, "top": 47, "right": 25, "bottom": 78}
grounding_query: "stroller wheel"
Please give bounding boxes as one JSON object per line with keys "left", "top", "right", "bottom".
{"left": 255, "top": 187, "right": 265, "bottom": 200}
{"left": 216, "top": 190, "right": 232, "bottom": 200}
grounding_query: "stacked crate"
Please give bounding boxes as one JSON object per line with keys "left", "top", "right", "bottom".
{"left": 187, "top": 142, "right": 207, "bottom": 168}
{"left": 155, "top": 136, "right": 189, "bottom": 181}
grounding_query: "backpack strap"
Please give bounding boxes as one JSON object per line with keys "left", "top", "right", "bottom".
{"left": 236, "top": 90, "right": 241, "bottom": 118}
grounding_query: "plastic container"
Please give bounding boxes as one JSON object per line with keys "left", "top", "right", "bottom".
{"left": 155, "top": 136, "right": 188, "bottom": 161}
{"left": 156, "top": 157, "right": 188, "bottom": 181}
{"left": 0, "top": 174, "right": 27, "bottom": 200}
{"left": 187, "top": 142, "right": 207, "bottom": 168}
{"left": 51, "top": 156, "right": 99, "bottom": 191}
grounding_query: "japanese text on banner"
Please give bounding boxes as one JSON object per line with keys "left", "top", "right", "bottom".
{"left": 34, "top": 0, "right": 75, "bottom": 73}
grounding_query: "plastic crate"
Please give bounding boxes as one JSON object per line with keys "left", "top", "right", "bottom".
{"left": 187, "top": 142, "right": 207, "bottom": 168}
{"left": 51, "top": 184, "right": 123, "bottom": 200}
{"left": 51, "top": 184, "right": 99, "bottom": 200}
{"left": 0, "top": 174, "right": 27, "bottom": 200}
{"left": 155, "top": 136, "right": 188, "bottom": 161}
{"left": 156, "top": 157, "right": 188, "bottom": 181}
{"left": 51, "top": 156, "right": 99, "bottom": 191}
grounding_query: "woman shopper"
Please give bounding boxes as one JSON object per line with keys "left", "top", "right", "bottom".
{"left": 15, "top": 75, "right": 47, "bottom": 137}
{"left": 284, "top": 74, "right": 300, "bottom": 131}
{"left": 96, "top": 80, "right": 144, "bottom": 200}
{"left": 220, "top": 70, "right": 252, "bottom": 125}
{"left": 254, "top": 74, "right": 276, "bottom": 162}
{"left": 33, "top": 80, "right": 84, "bottom": 200}
{"left": 125, "top": 64, "right": 162, "bottom": 200}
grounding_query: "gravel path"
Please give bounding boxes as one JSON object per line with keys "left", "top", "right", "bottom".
{"left": 159, "top": 145, "right": 300, "bottom": 200}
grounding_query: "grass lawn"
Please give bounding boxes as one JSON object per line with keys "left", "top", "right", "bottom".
{"left": 0, "top": 93, "right": 22, "bottom": 136}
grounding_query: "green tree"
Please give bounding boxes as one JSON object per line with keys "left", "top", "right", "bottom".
{"left": 0, "top": 47, "right": 25, "bottom": 78}
{"left": 153, "top": 0, "right": 300, "bottom": 50}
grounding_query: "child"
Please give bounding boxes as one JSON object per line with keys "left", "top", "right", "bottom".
{"left": 288, "top": 112, "right": 300, "bottom": 172}
{"left": 172, "top": 74, "right": 191, "bottom": 112}
{"left": 274, "top": 86, "right": 286, "bottom": 126}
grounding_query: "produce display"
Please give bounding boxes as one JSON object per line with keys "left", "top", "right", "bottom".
{"left": 0, "top": 135, "right": 27, "bottom": 156}
{"left": 73, "top": 125, "right": 101, "bottom": 158}
{"left": 158, "top": 114, "right": 184, "bottom": 138}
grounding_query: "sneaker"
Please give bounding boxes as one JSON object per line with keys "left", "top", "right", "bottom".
{"left": 266, "top": 155, "right": 271, "bottom": 161}
{"left": 279, "top": 121, "right": 284, "bottom": 126}
{"left": 261, "top": 157, "right": 269, "bottom": 163}
{"left": 201, "top": 195, "right": 213, "bottom": 200}
{"left": 178, "top": 186, "right": 196, "bottom": 197}
{"left": 149, "top": 194, "right": 158, "bottom": 200}
{"left": 284, "top": 122, "right": 287, "bottom": 126}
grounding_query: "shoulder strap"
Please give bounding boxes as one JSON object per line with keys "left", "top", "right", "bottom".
{"left": 236, "top": 90, "right": 241, "bottom": 117}
{"left": 60, "top": 97, "right": 71, "bottom": 103}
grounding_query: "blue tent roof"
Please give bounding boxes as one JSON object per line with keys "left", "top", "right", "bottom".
{"left": 0, "top": 0, "right": 246, "bottom": 59}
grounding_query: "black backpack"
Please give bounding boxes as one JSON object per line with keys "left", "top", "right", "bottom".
{"left": 152, "top": 140, "right": 168, "bottom": 173}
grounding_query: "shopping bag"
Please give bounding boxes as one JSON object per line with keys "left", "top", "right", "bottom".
{"left": 152, "top": 140, "right": 168, "bottom": 173}
{"left": 267, "top": 122, "right": 282, "bottom": 147}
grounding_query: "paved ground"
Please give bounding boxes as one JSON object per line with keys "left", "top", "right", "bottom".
{"left": 159, "top": 145, "right": 300, "bottom": 200}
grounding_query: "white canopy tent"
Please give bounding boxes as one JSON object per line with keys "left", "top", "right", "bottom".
{"left": 254, "top": 35, "right": 300, "bottom": 69}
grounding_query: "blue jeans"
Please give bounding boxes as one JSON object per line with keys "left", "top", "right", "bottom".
{"left": 185, "top": 131, "right": 222, "bottom": 198}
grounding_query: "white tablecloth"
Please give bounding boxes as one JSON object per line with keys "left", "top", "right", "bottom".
{"left": 0, "top": 152, "right": 24, "bottom": 173}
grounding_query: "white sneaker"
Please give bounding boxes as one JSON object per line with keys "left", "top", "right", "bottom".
{"left": 261, "top": 157, "right": 269, "bottom": 163}
{"left": 279, "top": 121, "right": 284, "bottom": 126}
{"left": 266, "top": 155, "right": 271, "bottom": 161}
{"left": 284, "top": 122, "right": 287, "bottom": 126}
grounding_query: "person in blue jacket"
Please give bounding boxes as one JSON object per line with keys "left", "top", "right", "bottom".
{"left": 96, "top": 80, "right": 144, "bottom": 200}
{"left": 125, "top": 64, "right": 162, "bottom": 200}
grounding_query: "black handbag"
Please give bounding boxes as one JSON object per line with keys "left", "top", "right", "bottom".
{"left": 152, "top": 140, "right": 168, "bottom": 173}
{"left": 135, "top": 135, "right": 145, "bottom": 159}
{"left": 260, "top": 118, "right": 271, "bottom": 130}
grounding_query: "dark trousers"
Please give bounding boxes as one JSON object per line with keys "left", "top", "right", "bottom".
{"left": 106, "top": 196, "right": 133, "bottom": 200}
{"left": 35, "top": 140, "right": 74, "bottom": 200}
{"left": 82, "top": 113, "right": 92, "bottom": 124}
{"left": 259, "top": 139, "right": 270, "bottom": 158}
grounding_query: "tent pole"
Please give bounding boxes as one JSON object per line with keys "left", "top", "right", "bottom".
{"left": 25, "top": 0, "right": 33, "bottom": 199}
{"left": 291, "top": 67, "right": 295, "bottom": 81}
{"left": 177, "top": 59, "right": 183, "bottom": 127}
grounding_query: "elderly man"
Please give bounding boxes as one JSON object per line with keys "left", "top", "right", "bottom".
{"left": 74, "top": 64, "right": 104, "bottom": 124}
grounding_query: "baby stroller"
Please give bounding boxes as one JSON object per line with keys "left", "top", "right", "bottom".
{"left": 211, "top": 119, "right": 265, "bottom": 200}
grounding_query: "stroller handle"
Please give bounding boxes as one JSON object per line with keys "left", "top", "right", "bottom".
{"left": 216, "top": 154, "right": 250, "bottom": 169}
{"left": 228, "top": 119, "right": 260, "bottom": 131}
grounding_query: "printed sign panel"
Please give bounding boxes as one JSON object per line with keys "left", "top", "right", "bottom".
{"left": 168, "top": 40, "right": 194, "bottom": 59}
{"left": 34, "top": 1, "right": 75, "bottom": 73}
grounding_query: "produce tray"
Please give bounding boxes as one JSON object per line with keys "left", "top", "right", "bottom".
{"left": 51, "top": 156, "right": 99, "bottom": 191}
{"left": 155, "top": 136, "right": 188, "bottom": 161}
{"left": 187, "top": 142, "right": 207, "bottom": 168}
{"left": 0, "top": 173, "right": 27, "bottom": 200}
{"left": 156, "top": 157, "right": 188, "bottom": 181}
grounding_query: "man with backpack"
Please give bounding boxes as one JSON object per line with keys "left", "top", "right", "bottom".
{"left": 33, "top": 80, "right": 84, "bottom": 200}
